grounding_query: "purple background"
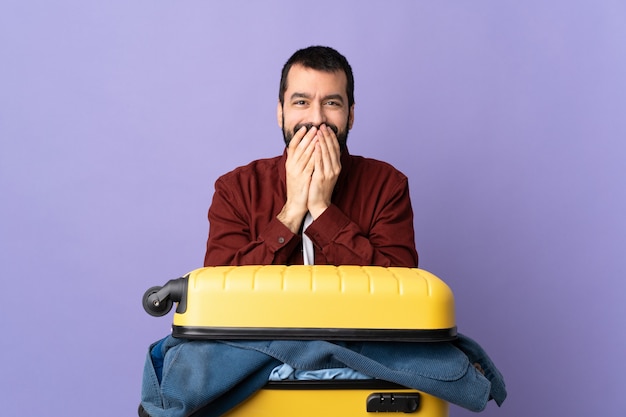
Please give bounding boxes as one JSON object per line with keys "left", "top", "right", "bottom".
{"left": 2, "top": 1, "right": 625, "bottom": 416}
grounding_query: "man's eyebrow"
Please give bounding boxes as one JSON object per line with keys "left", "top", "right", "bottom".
{"left": 289, "top": 92, "right": 345, "bottom": 103}
{"left": 290, "top": 92, "right": 311, "bottom": 100}
{"left": 322, "top": 94, "right": 345, "bottom": 103}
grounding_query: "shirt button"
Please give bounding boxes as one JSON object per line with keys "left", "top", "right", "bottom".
{"left": 278, "top": 237, "right": 285, "bottom": 244}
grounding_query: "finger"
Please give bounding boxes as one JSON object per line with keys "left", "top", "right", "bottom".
{"left": 301, "top": 126, "right": 318, "bottom": 147}
{"left": 318, "top": 125, "right": 341, "bottom": 172}
{"left": 306, "top": 145, "right": 317, "bottom": 176}
{"left": 323, "top": 124, "right": 341, "bottom": 156}
{"left": 298, "top": 126, "right": 319, "bottom": 165}
{"left": 313, "top": 140, "right": 323, "bottom": 174}
{"left": 287, "top": 125, "right": 308, "bottom": 152}
{"left": 294, "top": 126, "right": 319, "bottom": 155}
{"left": 288, "top": 127, "right": 318, "bottom": 168}
{"left": 313, "top": 131, "right": 327, "bottom": 175}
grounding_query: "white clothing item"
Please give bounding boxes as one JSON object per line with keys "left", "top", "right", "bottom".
{"left": 268, "top": 363, "right": 372, "bottom": 381}
{"left": 302, "top": 212, "right": 314, "bottom": 265}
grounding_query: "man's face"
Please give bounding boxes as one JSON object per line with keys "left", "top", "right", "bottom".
{"left": 278, "top": 64, "right": 354, "bottom": 148}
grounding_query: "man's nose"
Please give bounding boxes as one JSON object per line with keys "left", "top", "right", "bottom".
{"left": 308, "top": 102, "right": 326, "bottom": 126}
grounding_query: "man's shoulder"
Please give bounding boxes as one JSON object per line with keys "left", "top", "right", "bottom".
{"left": 217, "top": 154, "right": 283, "bottom": 182}
{"left": 346, "top": 154, "right": 408, "bottom": 180}
{"left": 231, "top": 154, "right": 283, "bottom": 172}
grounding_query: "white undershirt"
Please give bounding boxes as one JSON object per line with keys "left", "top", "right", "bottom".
{"left": 302, "top": 212, "right": 314, "bottom": 265}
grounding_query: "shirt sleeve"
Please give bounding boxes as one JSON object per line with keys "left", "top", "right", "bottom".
{"left": 203, "top": 177, "right": 302, "bottom": 266}
{"left": 304, "top": 177, "right": 418, "bottom": 267}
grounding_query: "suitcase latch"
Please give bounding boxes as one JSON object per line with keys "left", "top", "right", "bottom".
{"left": 366, "top": 392, "right": 420, "bottom": 413}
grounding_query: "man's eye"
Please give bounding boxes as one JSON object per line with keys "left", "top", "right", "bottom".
{"left": 325, "top": 101, "right": 339, "bottom": 106}
{"left": 294, "top": 100, "right": 307, "bottom": 105}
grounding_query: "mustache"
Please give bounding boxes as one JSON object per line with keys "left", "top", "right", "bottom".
{"left": 294, "top": 123, "right": 339, "bottom": 135}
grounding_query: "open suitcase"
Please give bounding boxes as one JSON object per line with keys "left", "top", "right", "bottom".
{"left": 142, "top": 265, "right": 457, "bottom": 416}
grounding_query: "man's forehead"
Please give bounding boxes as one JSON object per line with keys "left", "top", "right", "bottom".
{"left": 286, "top": 64, "right": 348, "bottom": 93}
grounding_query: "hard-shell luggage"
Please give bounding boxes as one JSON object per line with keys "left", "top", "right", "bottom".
{"left": 220, "top": 380, "right": 449, "bottom": 417}
{"left": 142, "top": 265, "right": 457, "bottom": 416}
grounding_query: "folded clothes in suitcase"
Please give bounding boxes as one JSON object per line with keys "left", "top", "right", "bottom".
{"left": 142, "top": 265, "right": 458, "bottom": 416}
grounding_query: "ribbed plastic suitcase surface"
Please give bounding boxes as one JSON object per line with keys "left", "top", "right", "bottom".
{"left": 148, "top": 265, "right": 456, "bottom": 341}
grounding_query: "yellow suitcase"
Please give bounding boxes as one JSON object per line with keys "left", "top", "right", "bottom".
{"left": 142, "top": 265, "right": 456, "bottom": 416}
{"left": 223, "top": 381, "right": 449, "bottom": 416}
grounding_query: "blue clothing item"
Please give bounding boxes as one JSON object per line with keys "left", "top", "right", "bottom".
{"left": 269, "top": 364, "right": 373, "bottom": 381}
{"left": 141, "top": 337, "right": 281, "bottom": 417}
{"left": 141, "top": 334, "right": 506, "bottom": 417}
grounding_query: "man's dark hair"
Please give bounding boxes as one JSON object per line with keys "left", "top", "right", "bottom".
{"left": 279, "top": 46, "right": 355, "bottom": 108}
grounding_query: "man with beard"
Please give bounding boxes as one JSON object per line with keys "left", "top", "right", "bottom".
{"left": 203, "top": 46, "right": 418, "bottom": 267}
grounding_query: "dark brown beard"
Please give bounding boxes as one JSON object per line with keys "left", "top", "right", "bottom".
{"left": 282, "top": 122, "right": 349, "bottom": 150}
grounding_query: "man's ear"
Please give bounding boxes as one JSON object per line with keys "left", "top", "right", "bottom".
{"left": 348, "top": 104, "right": 355, "bottom": 130}
{"left": 276, "top": 101, "right": 283, "bottom": 128}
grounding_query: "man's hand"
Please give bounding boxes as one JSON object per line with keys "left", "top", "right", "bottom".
{"left": 277, "top": 126, "right": 318, "bottom": 233}
{"left": 308, "top": 124, "right": 341, "bottom": 219}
